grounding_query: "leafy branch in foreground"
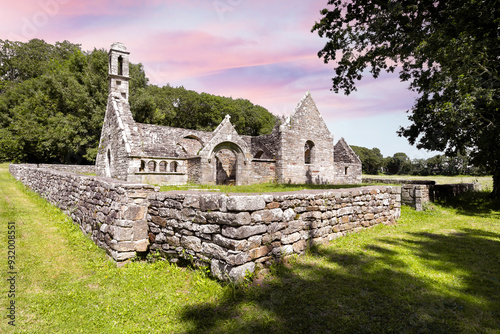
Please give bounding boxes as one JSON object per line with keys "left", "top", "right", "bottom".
{"left": 313, "top": 0, "right": 499, "bottom": 196}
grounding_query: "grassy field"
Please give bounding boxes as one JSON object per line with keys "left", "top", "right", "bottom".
{"left": 1, "top": 163, "right": 499, "bottom": 333}
{"left": 159, "top": 175, "right": 493, "bottom": 194}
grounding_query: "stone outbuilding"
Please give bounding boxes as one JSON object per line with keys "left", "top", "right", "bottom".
{"left": 96, "top": 42, "right": 362, "bottom": 185}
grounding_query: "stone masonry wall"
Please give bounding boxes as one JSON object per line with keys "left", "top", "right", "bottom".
{"left": 250, "top": 160, "right": 277, "bottom": 184}
{"left": 9, "top": 164, "right": 154, "bottom": 261}
{"left": 363, "top": 178, "right": 480, "bottom": 211}
{"left": 147, "top": 186, "right": 401, "bottom": 281}
{"left": 32, "top": 164, "right": 96, "bottom": 174}
{"left": 401, "top": 184, "right": 430, "bottom": 211}
{"left": 11, "top": 164, "right": 400, "bottom": 281}
{"left": 334, "top": 162, "right": 362, "bottom": 184}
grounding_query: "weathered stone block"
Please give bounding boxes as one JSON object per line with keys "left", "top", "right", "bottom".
{"left": 213, "top": 234, "right": 248, "bottom": 251}
{"left": 158, "top": 208, "right": 181, "bottom": 220}
{"left": 226, "top": 251, "right": 250, "bottom": 266}
{"left": 251, "top": 208, "right": 283, "bottom": 223}
{"left": 229, "top": 262, "right": 255, "bottom": 282}
{"left": 249, "top": 245, "right": 272, "bottom": 259}
{"left": 222, "top": 225, "right": 268, "bottom": 239}
{"left": 205, "top": 211, "right": 251, "bottom": 226}
{"left": 200, "top": 196, "right": 220, "bottom": 211}
{"left": 282, "top": 232, "right": 301, "bottom": 245}
{"left": 226, "top": 196, "right": 266, "bottom": 212}
{"left": 266, "top": 202, "right": 280, "bottom": 209}
{"left": 135, "top": 239, "right": 149, "bottom": 252}
{"left": 110, "top": 226, "right": 133, "bottom": 241}
{"left": 133, "top": 220, "right": 149, "bottom": 241}
{"left": 123, "top": 205, "right": 147, "bottom": 220}
{"left": 181, "top": 235, "right": 202, "bottom": 252}
{"left": 292, "top": 239, "right": 308, "bottom": 253}
{"left": 202, "top": 242, "right": 226, "bottom": 260}
{"left": 199, "top": 224, "right": 220, "bottom": 234}
{"left": 151, "top": 215, "right": 167, "bottom": 227}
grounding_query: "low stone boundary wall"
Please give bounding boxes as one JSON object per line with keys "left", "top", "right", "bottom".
{"left": 9, "top": 164, "right": 154, "bottom": 261}
{"left": 363, "top": 177, "right": 480, "bottom": 210}
{"left": 148, "top": 187, "right": 401, "bottom": 281}
{"left": 401, "top": 184, "right": 430, "bottom": 211}
{"left": 10, "top": 164, "right": 401, "bottom": 281}
{"left": 18, "top": 163, "right": 96, "bottom": 174}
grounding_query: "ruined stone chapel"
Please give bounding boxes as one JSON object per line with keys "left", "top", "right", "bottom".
{"left": 96, "top": 42, "right": 362, "bottom": 185}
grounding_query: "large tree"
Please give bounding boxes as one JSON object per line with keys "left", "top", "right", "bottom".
{"left": 312, "top": 0, "right": 499, "bottom": 196}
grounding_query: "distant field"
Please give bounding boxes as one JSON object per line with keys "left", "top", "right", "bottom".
{"left": 364, "top": 175, "right": 493, "bottom": 192}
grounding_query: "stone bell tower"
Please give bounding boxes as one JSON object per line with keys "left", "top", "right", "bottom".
{"left": 108, "top": 42, "right": 130, "bottom": 101}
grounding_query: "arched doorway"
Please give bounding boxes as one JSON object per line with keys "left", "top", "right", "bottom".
{"left": 211, "top": 142, "right": 246, "bottom": 185}
{"left": 215, "top": 149, "right": 237, "bottom": 185}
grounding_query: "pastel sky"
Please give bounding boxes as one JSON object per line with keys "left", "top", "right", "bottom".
{"left": 1, "top": 0, "right": 438, "bottom": 158}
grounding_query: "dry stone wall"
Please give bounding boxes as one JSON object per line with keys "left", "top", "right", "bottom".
{"left": 10, "top": 164, "right": 400, "bottom": 281}
{"left": 9, "top": 164, "right": 154, "bottom": 261}
{"left": 363, "top": 177, "right": 481, "bottom": 210}
{"left": 147, "top": 187, "right": 401, "bottom": 281}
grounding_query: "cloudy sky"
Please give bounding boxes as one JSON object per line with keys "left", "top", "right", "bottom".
{"left": 1, "top": 0, "right": 438, "bottom": 159}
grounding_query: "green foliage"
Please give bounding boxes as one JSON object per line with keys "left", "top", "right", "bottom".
{"left": 313, "top": 0, "right": 500, "bottom": 196}
{"left": 351, "top": 145, "right": 384, "bottom": 174}
{"left": 0, "top": 39, "right": 277, "bottom": 165}
{"left": 130, "top": 84, "right": 277, "bottom": 136}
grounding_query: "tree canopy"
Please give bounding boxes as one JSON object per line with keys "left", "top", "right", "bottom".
{"left": 312, "top": 0, "right": 499, "bottom": 196}
{"left": 0, "top": 39, "right": 277, "bottom": 164}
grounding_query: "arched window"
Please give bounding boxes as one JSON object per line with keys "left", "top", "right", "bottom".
{"left": 345, "top": 166, "right": 349, "bottom": 175}
{"left": 304, "top": 141, "right": 315, "bottom": 164}
{"left": 107, "top": 149, "right": 111, "bottom": 166}
{"left": 170, "top": 161, "right": 178, "bottom": 173}
{"left": 139, "top": 160, "right": 146, "bottom": 172}
{"left": 147, "top": 161, "right": 156, "bottom": 172}
{"left": 159, "top": 161, "right": 167, "bottom": 172}
{"left": 118, "top": 56, "right": 123, "bottom": 75}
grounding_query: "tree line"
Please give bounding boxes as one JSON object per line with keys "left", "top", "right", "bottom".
{"left": 0, "top": 39, "right": 277, "bottom": 164}
{"left": 351, "top": 146, "right": 487, "bottom": 176}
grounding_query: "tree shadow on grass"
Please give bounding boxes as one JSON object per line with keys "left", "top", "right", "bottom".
{"left": 434, "top": 191, "right": 500, "bottom": 218}
{"left": 181, "top": 229, "right": 500, "bottom": 333}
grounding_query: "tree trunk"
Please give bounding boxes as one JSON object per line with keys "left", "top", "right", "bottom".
{"left": 492, "top": 170, "right": 500, "bottom": 198}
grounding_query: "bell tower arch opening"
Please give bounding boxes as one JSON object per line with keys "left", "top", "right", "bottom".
{"left": 108, "top": 42, "right": 130, "bottom": 101}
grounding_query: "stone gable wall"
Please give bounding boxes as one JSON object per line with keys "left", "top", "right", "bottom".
{"left": 276, "top": 95, "right": 335, "bottom": 185}
{"left": 96, "top": 98, "right": 132, "bottom": 180}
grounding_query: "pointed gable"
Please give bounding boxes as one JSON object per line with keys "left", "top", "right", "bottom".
{"left": 334, "top": 138, "right": 361, "bottom": 163}
{"left": 287, "top": 91, "right": 332, "bottom": 137}
{"left": 199, "top": 115, "right": 250, "bottom": 159}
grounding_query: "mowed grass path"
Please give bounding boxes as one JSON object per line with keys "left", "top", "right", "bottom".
{"left": 1, "top": 163, "right": 499, "bottom": 333}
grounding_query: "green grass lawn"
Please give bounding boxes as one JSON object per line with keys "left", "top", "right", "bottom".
{"left": 1, "top": 163, "right": 499, "bottom": 333}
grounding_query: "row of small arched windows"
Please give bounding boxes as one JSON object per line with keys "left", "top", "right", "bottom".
{"left": 139, "top": 160, "right": 178, "bottom": 173}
